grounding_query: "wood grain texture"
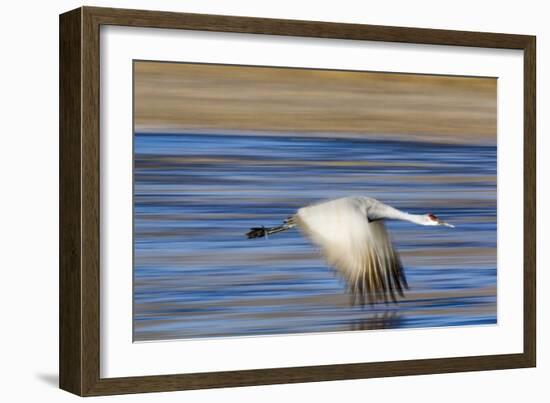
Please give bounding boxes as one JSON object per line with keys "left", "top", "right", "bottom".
{"left": 81, "top": 6, "right": 102, "bottom": 396}
{"left": 86, "top": 6, "right": 532, "bottom": 49}
{"left": 59, "top": 8, "right": 82, "bottom": 396}
{"left": 523, "top": 38, "right": 536, "bottom": 367}
{"left": 59, "top": 5, "right": 537, "bottom": 396}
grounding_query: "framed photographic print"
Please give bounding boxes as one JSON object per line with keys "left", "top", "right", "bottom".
{"left": 59, "top": 6, "right": 536, "bottom": 396}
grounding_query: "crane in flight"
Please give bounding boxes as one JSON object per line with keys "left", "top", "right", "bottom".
{"left": 246, "top": 196, "right": 454, "bottom": 306}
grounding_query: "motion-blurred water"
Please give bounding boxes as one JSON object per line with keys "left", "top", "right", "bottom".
{"left": 133, "top": 132, "right": 496, "bottom": 342}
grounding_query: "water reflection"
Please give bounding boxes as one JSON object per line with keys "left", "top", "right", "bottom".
{"left": 350, "top": 312, "right": 403, "bottom": 332}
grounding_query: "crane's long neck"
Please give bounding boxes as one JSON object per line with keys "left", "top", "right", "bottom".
{"left": 380, "top": 205, "right": 427, "bottom": 226}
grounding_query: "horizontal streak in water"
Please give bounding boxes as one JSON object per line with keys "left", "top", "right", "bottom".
{"left": 133, "top": 132, "right": 496, "bottom": 341}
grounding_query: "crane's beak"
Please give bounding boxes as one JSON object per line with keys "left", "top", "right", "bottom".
{"left": 440, "top": 221, "right": 455, "bottom": 228}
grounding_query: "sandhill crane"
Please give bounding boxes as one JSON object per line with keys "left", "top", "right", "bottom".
{"left": 246, "top": 196, "right": 454, "bottom": 305}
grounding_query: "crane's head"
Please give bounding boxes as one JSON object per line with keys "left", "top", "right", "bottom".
{"left": 424, "top": 213, "right": 455, "bottom": 228}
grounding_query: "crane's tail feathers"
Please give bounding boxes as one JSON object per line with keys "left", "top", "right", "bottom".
{"left": 246, "top": 217, "right": 296, "bottom": 239}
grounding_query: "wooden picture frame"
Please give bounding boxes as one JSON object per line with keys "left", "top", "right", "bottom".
{"left": 59, "top": 6, "right": 536, "bottom": 396}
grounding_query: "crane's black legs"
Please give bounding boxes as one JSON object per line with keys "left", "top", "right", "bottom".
{"left": 246, "top": 216, "right": 296, "bottom": 239}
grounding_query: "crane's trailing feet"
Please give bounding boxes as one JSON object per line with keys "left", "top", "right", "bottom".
{"left": 246, "top": 217, "right": 296, "bottom": 239}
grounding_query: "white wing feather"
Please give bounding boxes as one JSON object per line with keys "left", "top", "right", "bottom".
{"left": 295, "top": 197, "right": 407, "bottom": 304}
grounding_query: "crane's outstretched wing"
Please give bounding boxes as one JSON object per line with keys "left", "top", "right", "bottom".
{"left": 295, "top": 197, "right": 408, "bottom": 305}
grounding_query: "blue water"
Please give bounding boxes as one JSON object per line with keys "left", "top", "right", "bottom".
{"left": 133, "top": 132, "right": 497, "bottom": 341}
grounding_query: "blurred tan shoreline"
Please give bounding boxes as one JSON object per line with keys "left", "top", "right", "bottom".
{"left": 135, "top": 61, "right": 497, "bottom": 145}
